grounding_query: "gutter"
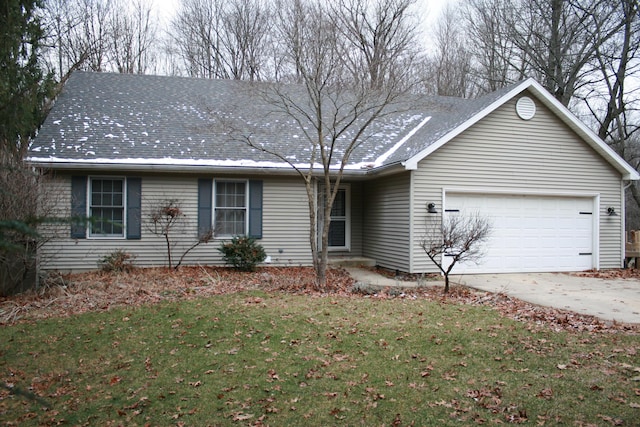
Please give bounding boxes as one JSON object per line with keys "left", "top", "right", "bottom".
{"left": 25, "top": 159, "right": 407, "bottom": 179}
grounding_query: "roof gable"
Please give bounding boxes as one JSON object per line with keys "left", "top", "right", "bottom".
{"left": 402, "top": 78, "right": 639, "bottom": 180}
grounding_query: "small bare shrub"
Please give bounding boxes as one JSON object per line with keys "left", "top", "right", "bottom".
{"left": 98, "top": 249, "right": 136, "bottom": 273}
{"left": 147, "top": 199, "right": 213, "bottom": 269}
{"left": 422, "top": 211, "right": 492, "bottom": 293}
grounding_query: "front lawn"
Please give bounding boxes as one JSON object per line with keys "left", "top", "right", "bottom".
{"left": 1, "top": 268, "right": 639, "bottom": 426}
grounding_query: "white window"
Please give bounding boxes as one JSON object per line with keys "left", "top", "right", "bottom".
{"left": 89, "top": 177, "right": 125, "bottom": 237}
{"left": 215, "top": 180, "right": 248, "bottom": 236}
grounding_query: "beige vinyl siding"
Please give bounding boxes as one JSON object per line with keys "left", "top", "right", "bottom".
{"left": 411, "top": 93, "right": 623, "bottom": 273}
{"left": 260, "top": 177, "right": 312, "bottom": 265}
{"left": 350, "top": 182, "right": 364, "bottom": 256}
{"left": 39, "top": 173, "right": 313, "bottom": 271}
{"left": 362, "top": 172, "right": 411, "bottom": 271}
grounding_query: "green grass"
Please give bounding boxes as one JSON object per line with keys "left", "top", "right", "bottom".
{"left": 1, "top": 291, "right": 639, "bottom": 426}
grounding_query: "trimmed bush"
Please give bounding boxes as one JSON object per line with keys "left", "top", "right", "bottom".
{"left": 218, "top": 236, "right": 266, "bottom": 271}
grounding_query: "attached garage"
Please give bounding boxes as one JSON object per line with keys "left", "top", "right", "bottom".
{"left": 443, "top": 192, "right": 597, "bottom": 274}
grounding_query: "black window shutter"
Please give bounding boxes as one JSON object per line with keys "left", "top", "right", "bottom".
{"left": 126, "top": 177, "right": 142, "bottom": 239}
{"left": 70, "top": 176, "right": 87, "bottom": 239}
{"left": 248, "top": 180, "right": 263, "bottom": 239}
{"left": 198, "top": 178, "right": 213, "bottom": 239}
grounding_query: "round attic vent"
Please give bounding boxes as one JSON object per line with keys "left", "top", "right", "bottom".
{"left": 516, "top": 96, "right": 536, "bottom": 120}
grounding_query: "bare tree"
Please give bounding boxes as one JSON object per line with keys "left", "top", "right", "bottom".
{"left": 330, "top": 0, "right": 420, "bottom": 90}
{"left": 167, "top": 0, "right": 272, "bottom": 79}
{"left": 168, "top": 0, "right": 226, "bottom": 78}
{"left": 220, "top": 0, "right": 272, "bottom": 80}
{"left": 563, "top": 0, "right": 640, "bottom": 224}
{"left": 271, "top": 0, "right": 307, "bottom": 82}
{"left": 72, "top": 0, "right": 112, "bottom": 72}
{"left": 458, "top": 0, "right": 640, "bottom": 228}
{"left": 529, "top": 0, "right": 624, "bottom": 106}
{"left": 577, "top": 0, "right": 640, "bottom": 155}
{"left": 108, "top": 0, "right": 158, "bottom": 74}
{"left": 43, "top": 0, "right": 86, "bottom": 77}
{"left": 421, "top": 212, "right": 492, "bottom": 294}
{"left": 462, "top": 0, "right": 626, "bottom": 105}
{"left": 462, "top": 0, "right": 518, "bottom": 93}
{"left": 42, "top": 0, "right": 159, "bottom": 77}
{"left": 424, "top": 4, "right": 474, "bottom": 97}
{"left": 224, "top": 0, "right": 418, "bottom": 289}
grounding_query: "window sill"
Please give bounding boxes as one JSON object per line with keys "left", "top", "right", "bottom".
{"left": 328, "top": 246, "right": 350, "bottom": 252}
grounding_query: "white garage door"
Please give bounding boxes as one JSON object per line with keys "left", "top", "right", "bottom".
{"left": 443, "top": 193, "right": 595, "bottom": 273}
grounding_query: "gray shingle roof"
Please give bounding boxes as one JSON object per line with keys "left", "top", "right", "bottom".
{"left": 28, "top": 71, "right": 519, "bottom": 173}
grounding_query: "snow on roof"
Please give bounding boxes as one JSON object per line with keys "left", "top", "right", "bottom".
{"left": 32, "top": 71, "right": 634, "bottom": 180}
{"left": 28, "top": 72, "right": 491, "bottom": 173}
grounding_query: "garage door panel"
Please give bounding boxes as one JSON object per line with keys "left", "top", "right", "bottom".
{"left": 444, "top": 193, "right": 594, "bottom": 273}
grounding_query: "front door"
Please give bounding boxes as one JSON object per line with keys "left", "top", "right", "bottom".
{"left": 319, "top": 185, "right": 350, "bottom": 251}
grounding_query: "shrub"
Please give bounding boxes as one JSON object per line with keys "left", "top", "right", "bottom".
{"left": 218, "top": 236, "right": 266, "bottom": 272}
{"left": 98, "top": 249, "right": 136, "bottom": 273}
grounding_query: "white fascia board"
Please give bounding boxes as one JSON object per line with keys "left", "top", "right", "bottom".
{"left": 403, "top": 78, "right": 640, "bottom": 181}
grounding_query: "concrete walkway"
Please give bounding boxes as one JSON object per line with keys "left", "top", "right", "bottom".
{"left": 346, "top": 268, "right": 640, "bottom": 324}
{"left": 345, "top": 267, "right": 442, "bottom": 289}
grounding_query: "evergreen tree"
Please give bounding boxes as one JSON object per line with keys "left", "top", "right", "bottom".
{"left": 0, "top": 0, "right": 55, "bottom": 160}
{"left": 0, "top": 0, "right": 55, "bottom": 294}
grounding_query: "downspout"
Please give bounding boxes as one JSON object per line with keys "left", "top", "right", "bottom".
{"left": 408, "top": 170, "right": 414, "bottom": 273}
{"left": 622, "top": 181, "right": 633, "bottom": 267}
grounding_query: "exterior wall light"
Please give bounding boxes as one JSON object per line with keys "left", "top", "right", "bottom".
{"left": 607, "top": 207, "right": 618, "bottom": 216}
{"left": 427, "top": 203, "right": 438, "bottom": 214}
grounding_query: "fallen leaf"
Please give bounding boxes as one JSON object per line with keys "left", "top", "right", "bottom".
{"left": 537, "top": 388, "right": 553, "bottom": 399}
{"left": 232, "top": 412, "right": 254, "bottom": 421}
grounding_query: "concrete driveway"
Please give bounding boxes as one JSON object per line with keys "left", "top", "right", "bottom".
{"left": 454, "top": 273, "right": 640, "bottom": 324}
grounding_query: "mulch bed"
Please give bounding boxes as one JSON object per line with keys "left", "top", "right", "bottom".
{"left": 0, "top": 266, "right": 637, "bottom": 335}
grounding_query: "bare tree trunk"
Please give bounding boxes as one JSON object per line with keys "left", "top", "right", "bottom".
{"left": 164, "top": 234, "right": 172, "bottom": 269}
{"left": 629, "top": 184, "right": 640, "bottom": 225}
{"left": 304, "top": 178, "right": 322, "bottom": 288}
